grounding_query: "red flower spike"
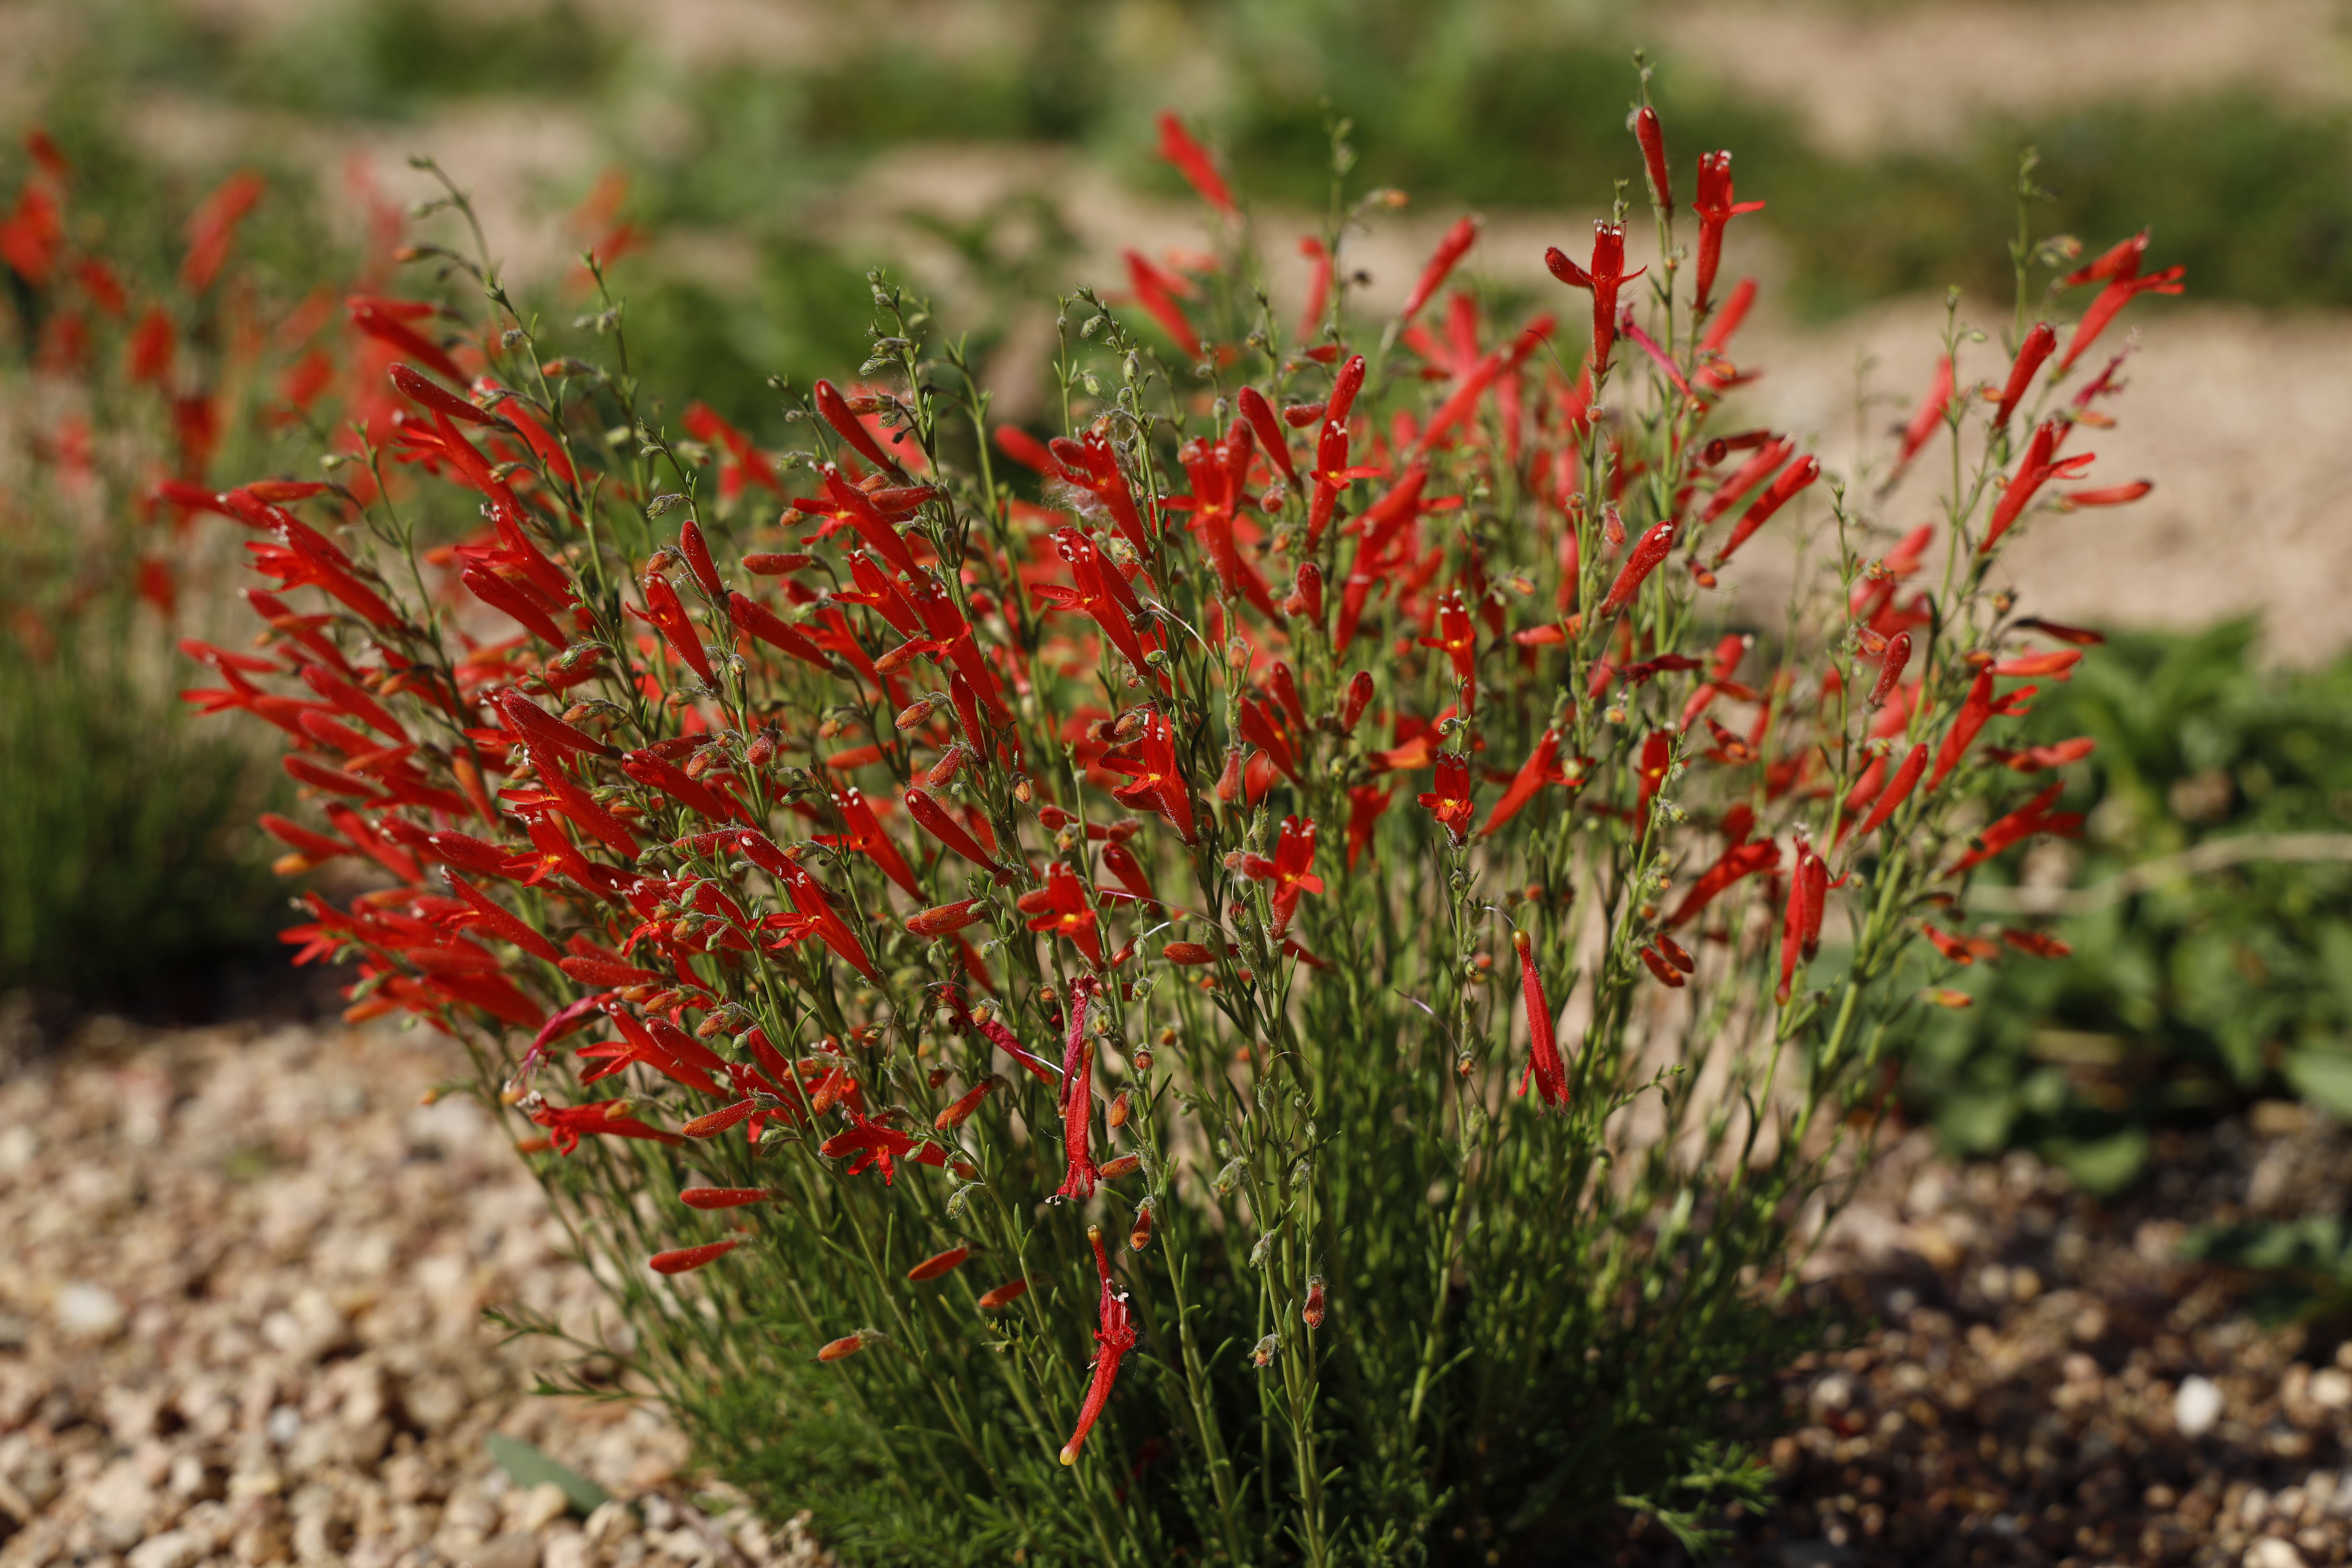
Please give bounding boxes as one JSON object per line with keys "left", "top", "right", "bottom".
{"left": 650, "top": 1239, "right": 741, "bottom": 1275}
{"left": 1691, "top": 152, "right": 1765, "bottom": 320}
{"left": 1993, "top": 323, "right": 2057, "bottom": 428}
{"left": 1402, "top": 216, "right": 1480, "bottom": 322}
{"left": 1058, "top": 1224, "right": 1139, "bottom": 1467}
{"left": 1156, "top": 111, "right": 1237, "bottom": 217}
{"left": 1513, "top": 929, "right": 1569, "bottom": 1108}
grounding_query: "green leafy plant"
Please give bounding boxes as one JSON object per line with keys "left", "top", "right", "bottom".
{"left": 171, "top": 83, "right": 2173, "bottom": 1561}
{"left": 1906, "top": 621, "right": 2352, "bottom": 1191}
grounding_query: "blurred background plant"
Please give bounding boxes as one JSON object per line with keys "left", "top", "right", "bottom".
{"left": 1905, "top": 622, "right": 2352, "bottom": 1194}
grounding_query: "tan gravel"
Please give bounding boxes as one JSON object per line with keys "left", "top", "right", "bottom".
{"left": 0, "top": 1009, "right": 830, "bottom": 1568}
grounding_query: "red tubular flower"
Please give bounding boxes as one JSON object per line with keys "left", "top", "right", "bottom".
{"left": 1019, "top": 863, "right": 1104, "bottom": 968}
{"left": 2063, "top": 481, "right": 2153, "bottom": 508}
{"left": 1236, "top": 386, "right": 1298, "bottom": 485}
{"left": 935, "top": 1075, "right": 1002, "bottom": 1129}
{"left": 1544, "top": 222, "right": 1645, "bottom": 375}
{"left": 1256, "top": 817, "right": 1323, "bottom": 937}
{"left": 348, "top": 295, "right": 463, "bottom": 384}
{"left": 1104, "top": 709, "right": 1198, "bottom": 843}
{"left": 1345, "top": 784, "right": 1392, "bottom": 872}
{"left": 637, "top": 572, "right": 715, "bottom": 684}
{"left": 1156, "top": 111, "right": 1236, "bottom": 216}
{"left": 127, "top": 307, "right": 175, "bottom": 387}
{"left": 500, "top": 688, "right": 611, "bottom": 759}
{"left": 1713, "top": 457, "right": 1819, "bottom": 567}
{"left": 1946, "top": 782, "right": 2082, "bottom": 876}
{"left": 181, "top": 170, "right": 264, "bottom": 294}
{"left": 904, "top": 786, "right": 1013, "bottom": 883}
{"left": 1993, "top": 322, "right": 2057, "bottom": 428}
{"left": 1921, "top": 924, "right": 1979, "bottom": 966}
{"left": 1513, "top": 929, "right": 1569, "bottom": 1108}
{"left": 1984, "top": 737, "right": 2096, "bottom": 773}
{"left": 1690, "top": 152, "right": 1765, "bottom": 320}
{"left": 448, "top": 875, "right": 560, "bottom": 962}
{"left": 2002, "top": 928, "right": 2073, "bottom": 959}
{"left": 1297, "top": 236, "right": 1331, "bottom": 340}
{"left": 1666, "top": 838, "right": 1779, "bottom": 929}
{"left": 1635, "top": 729, "right": 1674, "bottom": 828}
{"left": 1635, "top": 106, "right": 1672, "bottom": 212}
{"left": 1638, "top": 945, "right": 1686, "bottom": 988}
{"left": 1418, "top": 753, "right": 1476, "bottom": 845}
{"left": 1869, "top": 632, "right": 1912, "bottom": 710}
{"left": 1981, "top": 421, "right": 2095, "bottom": 553}
{"left": 1853, "top": 743, "right": 1930, "bottom": 840}
{"left": 1403, "top": 216, "right": 1480, "bottom": 322}
{"left": 622, "top": 748, "right": 749, "bottom": 830}
{"left": 1100, "top": 840, "right": 1155, "bottom": 903}
{"left": 1893, "top": 357, "right": 1953, "bottom": 475}
{"left": 2057, "top": 264, "right": 2185, "bottom": 373}
{"left": 1058, "top": 1224, "right": 1139, "bottom": 1467}
{"left": 1125, "top": 250, "right": 1201, "bottom": 356}
{"left": 1481, "top": 729, "right": 1565, "bottom": 837}
{"left": 1341, "top": 671, "right": 1376, "bottom": 733}
{"left": 813, "top": 379, "right": 907, "bottom": 476}
{"left": 1775, "top": 840, "right": 1829, "bottom": 1004}
{"left": 1696, "top": 438, "right": 1791, "bottom": 531}
{"left": 1929, "top": 669, "right": 1996, "bottom": 791}
{"left": 1417, "top": 590, "right": 1479, "bottom": 705}
{"left": 1055, "top": 975, "right": 1101, "bottom": 1200}
{"left": 726, "top": 590, "right": 831, "bottom": 672}
{"left": 1601, "top": 520, "right": 1677, "bottom": 617}
{"left": 819, "top": 1108, "right": 919, "bottom": 1184}
{"left": 649, "top": 1239, "right": 742, "bottom": 1275}
{"left": 2065, "top": 230, "right": 2149, "bottom": 288}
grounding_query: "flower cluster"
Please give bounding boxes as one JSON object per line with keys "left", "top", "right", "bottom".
{"left": 165, "top": 98, "right": 2172, "bottom": 1559}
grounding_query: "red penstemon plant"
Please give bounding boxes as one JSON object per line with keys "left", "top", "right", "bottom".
{"left": 176, "top": 89, "right": 2169, "bottom": 1560}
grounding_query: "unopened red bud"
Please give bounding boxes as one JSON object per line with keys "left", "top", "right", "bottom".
{"left": 650, "top": 1239, "right": 742, "bottom": 1275}
{"left": 681, "top": 1100, "right": 755, "bottom": 1139}
{"left": 743, "top": 552, "right": 813, "bottom": 574}
{"left": 680, "top": 1188, "right": 773, "bottom": 1210}
{"left": 1099, "top": 1154, "right": 1143, "bottom": 1180}
{"left": 1107, "top": 1090, "right": 1132, "bottom": 1128}
{"left": 908, "top": 898, "right": 988, "bottom": 937}
{"left": 1164, "top": 941, "right": 1218, "bottom": 966}
{"left": 817, "top": 1331, "right": 871, "bottom": 1362}
{"left": 977, "top": 1278, "right": 1029, "bottom": 1310}
{"left": 1656, "top": 933, "right": 1695, "bottom": 974}
{"left": 906, "top": 1246, "right": 971, "bottom": 1282}
{"left": 1303, "top": 1275, "right": 1327, "bottom": 1329}
{"left": 1340, "top": 670, "right": 1375, "bottom": 732}
{"left": 895, "top": 695, "right": 944, "bottom": 730}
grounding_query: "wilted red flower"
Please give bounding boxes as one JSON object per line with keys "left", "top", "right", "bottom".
{"left": 1058, "top": 1225, "right": 1139, "bottom": 1467}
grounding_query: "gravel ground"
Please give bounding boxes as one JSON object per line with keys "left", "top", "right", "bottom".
{"left": 4, "top": 1009, "right": 2348, "bottom": 1567}
{"left": 1635, "top": 1108, "right": 2352, "bottom": 1568}
{"left": 0, "top": 1009, "right": 829, "bottom": 1568}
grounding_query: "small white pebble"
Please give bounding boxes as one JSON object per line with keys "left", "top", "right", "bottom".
{"left": 2244, "top": 1538, "right": 2306, "bottom": 1568}
{"left": 2176, "top": 1374, "right": 2224, "bottom": 1438}
{"left": 2311, "top": 1369, "right": 2352, "bottom": 1409}
{"left": 53, "top": 1281, "right": 125, "bottom": 1340}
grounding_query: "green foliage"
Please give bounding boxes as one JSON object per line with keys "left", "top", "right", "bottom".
{"left": 1906, "top": 622, "right": 2352, "bottom": 1191}
{"left": 0, "top": 628, "right": 284, "bottom": 1001}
